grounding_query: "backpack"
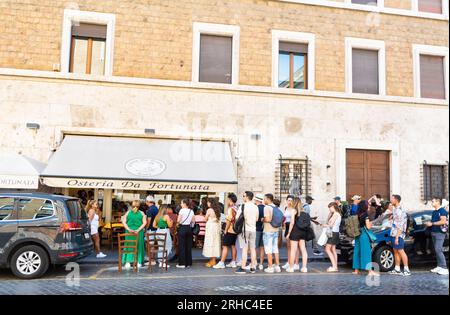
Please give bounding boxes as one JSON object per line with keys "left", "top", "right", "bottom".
{"left": 269, "top": 205, "right": 284, "bottom": 228}
{"left": 233, "top": 204, "right": 245, "bottom": 235}
{"left": 295, "top": 212, "right": 311, "bottom": 230}
{"left": 344, "top": 215, "right": 361, "bottom": 238}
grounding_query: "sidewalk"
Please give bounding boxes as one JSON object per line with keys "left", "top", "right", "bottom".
{"left": 78, "top": 245, "right": 328, "bottom": 265}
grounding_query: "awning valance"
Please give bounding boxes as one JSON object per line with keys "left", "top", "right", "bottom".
{"left": 41, "top": 135, "right": 238, "bottom": 192}
{"left": 0, "top": 153, "right": 46, "bottom": 189}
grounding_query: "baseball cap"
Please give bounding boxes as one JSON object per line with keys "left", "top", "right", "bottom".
{"left": 254, "top": 194, "right": 264, "bottom": 202}
{"left": 351, "top": 195, "right": 361, "bottom": 201}
{"left": 334, "top": 196, "right": 341, "bottom": 201}
{"left": 146, "top": 195, "right": 155, "bottom": 203}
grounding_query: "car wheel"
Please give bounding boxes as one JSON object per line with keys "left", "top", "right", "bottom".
{"left": 10, "top": 245, "right": 49, "bottom": 279}
{"left": 374, "top": 245, "right": 394, "bottom": 272}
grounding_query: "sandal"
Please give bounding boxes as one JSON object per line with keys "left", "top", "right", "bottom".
{"left": 326, "top": 267, "right": 338, "bottom": 273}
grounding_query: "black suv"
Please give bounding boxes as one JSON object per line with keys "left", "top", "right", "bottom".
{"left": 0, "top": 193, "right": 93, "bottom": 279}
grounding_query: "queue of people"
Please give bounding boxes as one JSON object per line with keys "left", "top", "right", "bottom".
{"left": 110, "top": 192, "right": 448, "bottom": 276}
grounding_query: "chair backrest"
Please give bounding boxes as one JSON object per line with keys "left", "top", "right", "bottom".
{"left": 118, "top": 233, "right": 138, "bottom": 255}
{"left": 146, "top": 232, "right": 167, "bottom": 252}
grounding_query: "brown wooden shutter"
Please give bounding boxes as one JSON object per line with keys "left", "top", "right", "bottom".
{"left": 352, "top": 48, "right": 379, "bottom": 94}
{"left": 199, "top": 35, "right": 233, "bottom": 84}
{"left": 418, "top": 0, "right": 443, "bottom": 14}
{"left": 352, "top": 0, "right": 378, "bottom": 5}
{"left": 72, "top": 23, "right": 107, "bottom": 39}
{"left": 279, "top": 42, "right": 308, "bottom": 54}
{"left": 420, "top": 55, "right": 445, "bottom": 99}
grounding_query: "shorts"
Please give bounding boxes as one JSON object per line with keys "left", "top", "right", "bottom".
{"left": 239, "top": 231, "right": 256, "bottom": 249}
{"left": 255, "top": 231, "right": 264, "bottom": 248}
{"left": 263, "top": 232, "right": 279, "bottom": 254}
{"left": 326, "top": 232, "right": 340, "bottom": 245}
{"left": 223, "top": 233, "right": 237, "bottom": 247}
{"left": 391, "top": 236, "right": 405, "bottom": 250}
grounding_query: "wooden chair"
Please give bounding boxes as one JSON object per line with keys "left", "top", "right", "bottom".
{"left": 146, "top": 232, "right": 168, "bottom": 272}
{"left": 111, "top": 226, "right": 125, "bottom": 250}
{"left": 118, "top": 233, "right": 138, "bottom": 272}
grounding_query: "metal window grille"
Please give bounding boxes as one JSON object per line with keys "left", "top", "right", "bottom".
{"left": 275, "top": 155, "right": 311, "bottom": 201}
{"left": 421, "top": 162, "right": 449, "bottom": 203}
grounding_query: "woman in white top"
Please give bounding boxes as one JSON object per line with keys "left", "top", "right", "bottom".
{"left": 282, "top": 195, "right": 298, "bottom": 270}
{"left": 176, "top": 198, "right": 196, "bottom": 268}
{"left": 202, "top": 198, "right": 222, "bottom": 267}
{"left": 321, "top": 202, "right": 342, "bottom": 272}
{"left": 86, "top": 200, "right": 106, "bottom": 259}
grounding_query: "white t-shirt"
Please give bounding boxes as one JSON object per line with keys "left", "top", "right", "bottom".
{"left": 332, "top": 214, "right": 342, "bottom": 233}
{"left": 237, "top": 201, "right": 259, "bottom": 233}
{"left": 178, "top": 208, "right": 194, "bottom": 225}
{"left": 284, "top": 207, "right": 293, "bottom": 223}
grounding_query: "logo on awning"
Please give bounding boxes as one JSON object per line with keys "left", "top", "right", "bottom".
{"left": 125, "top": 158, "right": 166, "bottom": 177}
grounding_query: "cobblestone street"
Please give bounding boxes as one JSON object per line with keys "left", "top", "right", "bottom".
{"left": 0, "top": 262, "right": 447, "bottom": 295}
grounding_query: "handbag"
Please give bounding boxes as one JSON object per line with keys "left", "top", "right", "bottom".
{"left": 364, "top": 227, "right": 377, "bottom": 243}
{"left": 317, "top": 228, "right": 329, "bottom": 246}
{"left": 192, "top": 222, "right": 200, "bottom": 235}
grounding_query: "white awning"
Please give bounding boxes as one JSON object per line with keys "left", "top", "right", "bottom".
{"left": 0, "top": 153, "right": 46, "bottom": 189}
{"left": 41, "top": 135, "right": 238, "bottom": 193}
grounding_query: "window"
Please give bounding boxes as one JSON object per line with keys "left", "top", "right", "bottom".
{"left": 61, "top": 10, "right": 115, "bottom": 75}
{"left": 422, "top": 164, "right": 448, "bottom": 201}
{"left": 0, "top": 197, "right": 15, "bottom": 221}
{"left": 416, "top": 0, "right": 443, "bottom": 13}
{"left": 345, "top": 37, "right": 385, "bottom": 95}
{"left": 352, "top": 0, "right": 378, "bottom": 5}
{"left": 70, "top": 23, "right": 107, "bottom": 75}
{"left": 413, "top": 45, "right": 449, "bottom": 100}
{"left": 199, "top": 35, "right": 233, "bottom": 84}
{"left": 192, "top": 23, "right": 240, "bottom": 85}
{"left": 276, "top": 156, "right": 311, "bottom": 200}
{"left": 278, "top": 42, "right": 308, "bottom": 89}
{"left": 17, "top": 198, "right": 55, "bottom": 220}
{"left": 272, "top": 30, "right": 315, "bottom": 90}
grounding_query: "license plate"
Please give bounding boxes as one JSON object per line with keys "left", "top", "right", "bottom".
{"left": 84, "top": 233, "right": 90, "bottom": 239}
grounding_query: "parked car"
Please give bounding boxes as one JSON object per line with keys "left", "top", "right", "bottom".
{"left": 0, "top": 193, "right": 93, "bottom": 279}
{"left": 337, "top": 210, "right": 449, "bottom": 272}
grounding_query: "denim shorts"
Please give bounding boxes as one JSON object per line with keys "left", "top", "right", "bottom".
{"left": 391, "top": 236, "right": 405, "bottom": 250}
{"left": 263, "top": 232, "right": 279, "bottom": 254}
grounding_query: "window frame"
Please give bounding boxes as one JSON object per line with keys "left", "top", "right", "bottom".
{"left": 412, "top": 0, "right": 449, "bottom": 15}
{"left": 15, "top": 197, "right": 56, "bottom": 222}
{"left": 345, "top": 37, "right": 386, "bottom": 95}
{"left": 69, "top": 34, "right": 107, "bottom": 75}
{"left": 192, "top": 22, "right": 240, "bottom": 85}
{"left": 412, "top": 44, "right": 449, "bottom": 101}
{"left": 272, "top": 30, "right": 315, "bottom": 91}
{"left": 61, "top": 9, "right": 115, "bottom": 76}
{"left": 345, "top": 0, "right": 384, "bottom": 8}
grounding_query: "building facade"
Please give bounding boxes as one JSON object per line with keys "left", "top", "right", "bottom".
{"left": 0, "top": 0, "right": 449, "bottom": 221}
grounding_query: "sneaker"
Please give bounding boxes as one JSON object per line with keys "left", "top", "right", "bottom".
{"left": 236, "top": 262, "right": 242, "bottom": 267}
{"left": 250, "top": 268, "right": 256, "bottom": 274}
{"left": 389, "top": 269, "right": 403, "bottom": 275}
{"left": 137, "top": 263, "right": 142, "bottom": 268}
{"left": 213, "top": 261, "right": 226, "bottom": 269}
{"left": 264, "top": 267, "right": 274, "bottom": 273}
{"left": 282, "top": 262, "right": 289, "bottom": 270}
{"left": 258, "top": 264, "right": 264, "bottom": 271}
{"left": 274, "top": 265, "right": 282, "bottom": 273}
{"left": 437, "top": 268, "right": 449, "bottom": 276}
{"left": 226, "top": 261, "right": 237, "bottom": 268}
{"left": 286, "top": 267, "right": 295, "bottom": 273}
{"left": 176, "top": 265, "right": 186, "bottom": 269}
{"left": 96, "top": 252, "right": 107, "bottom": 258}
{"left": 124, "top": 263, "right": 131, "bottom": 270}
{"left": 293, "top": 264, "right": 300, "bottom": 271}
{"left": 150, "top": 261, "right": 157, "bottom": 266}
{"left": 431, "top": 267, "right": 441, "bottom": 273}
{"left": 300, "top": 267, "right": 308, "bottom": 273}
{"left": 313, "top": 250, "right": 323, "bottom": 256}
{"left": 243, "top": 265, "right": 251, "bottom": 271}
{"left": 402, "top": 270, "right": 411, "bottom": 276}
{"left": 235, "top": 267, "right": 247, "bottom": 274}
{"left": 158, "top": 262, "right": 170, "bottom": 268}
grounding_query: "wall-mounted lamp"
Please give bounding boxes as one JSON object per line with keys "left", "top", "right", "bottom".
{"left": 250, "top": 133, "right": 261, "bottom": 140}
{"left": 144, "top": 128, "right": 156, "bottom": 135}
{"left": 26, "top": 123, "right": 40, "bottom": 130}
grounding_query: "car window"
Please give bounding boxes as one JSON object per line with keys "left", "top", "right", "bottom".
{"left": 414, "top": 214, "right": 432, "bottom": 226}
{"left": 17, "top": 198, "right": 55, "bottom": 220}
{"left": 66, "top": 199, "right": 87, "bottom": 221}
{"left": 0, "top": 197, "right": 15, "bottom": 221}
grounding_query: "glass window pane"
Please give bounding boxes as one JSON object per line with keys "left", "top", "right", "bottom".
{"left": 18, "top": 198, "right": 54, "bottom": 220}
{"left": 0, "top": 197, "right": 15, "bottom": 221}
{"left": 71, "top": 38, "right": 88, "bottom": 74}
{"left": 418, "top": 0, "right": 442, "bottom": 14}
{"left": 420, "top": 55, "right": 445, "bottom": 99}
{"left": 199, "top": 35, "right": 233, "bottom": 84}
{"left": 90, "top": 39, "right": 106, "bottom": 75}
{"left": 352, "top": 0, "right": 377, "bottom": 5}
{"left": 293, "top": 54, "right": 306, "bottom": 89}
{"left": 352, "top": 48, "right": 379, "bottom": 94}
{"left": 278, "top": 52, "right": 290, "bottom": 88}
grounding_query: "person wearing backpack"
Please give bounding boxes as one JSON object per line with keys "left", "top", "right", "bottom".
{"left": 426, "top": 197, "right": 449, "bottom": 276}
{"left": 261, "top": 194, "right": 282, "bottom": 273}
{"left": 285, "top": 197, "right": 310, "bottom": 273}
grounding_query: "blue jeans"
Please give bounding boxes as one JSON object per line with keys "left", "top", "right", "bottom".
{"left": 431, "top": 232, "right": 447, "bottom": 269}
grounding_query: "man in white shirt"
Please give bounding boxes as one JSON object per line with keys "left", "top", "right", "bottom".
{"left": 235, "top": 191, "right": 259, "bottom": 274}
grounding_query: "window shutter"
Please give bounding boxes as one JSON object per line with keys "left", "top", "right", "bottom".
{"left": 279, "top": 42, "right": 308, "bottom": 54}
{"left": 418, "top": 0, "right": 443, "bottom": 14}
{"left": 352, "top": 48, "right": 379, "bottom": 94}
{"left": 72, "top": 23, "right": 107, "bottom": 39}
{"left": 199, "top": 35, "right": 233, "bottom": 84}
{"left": 420, "top": 55, "right": 445, "bottom": 99}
